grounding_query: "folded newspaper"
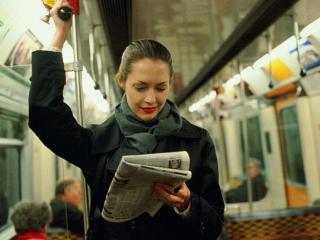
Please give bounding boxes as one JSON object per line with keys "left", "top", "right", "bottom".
{"left": 102, "top": 151, "right": 192, "bottom": 222}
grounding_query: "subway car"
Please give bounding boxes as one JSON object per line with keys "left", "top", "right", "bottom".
{"left": 182, "top": 1, "right": 320, "bottom": 239}
{"left": 1, "top": 0, "right": 320, "bottom": 239}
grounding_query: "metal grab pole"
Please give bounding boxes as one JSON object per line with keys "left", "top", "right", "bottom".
{"left": 238, "top": 62, "right": 253, "bottom": 212}
{"left": 71, "top": 13, "right": 91, "bottom": 237}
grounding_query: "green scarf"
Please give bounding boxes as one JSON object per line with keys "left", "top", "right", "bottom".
{"left": 114, "top": 95, "right": 182, "bottom": 154}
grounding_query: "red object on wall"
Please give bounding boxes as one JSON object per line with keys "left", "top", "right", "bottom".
{"left": 42, "top": 0, "right": 79, "bottom": 14}
{"left": 69, "top": 0, "right": 80, "bottom": 14}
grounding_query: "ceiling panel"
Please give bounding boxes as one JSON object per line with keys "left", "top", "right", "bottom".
{"left": 132, "top": 0, "right": 259, "bottom": 99}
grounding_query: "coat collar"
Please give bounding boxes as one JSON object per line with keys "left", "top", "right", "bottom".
{"left": 90, "top": 116, "right": 122, "bottom": 154}
{"left": 91, "top": 116, "right": 204, "bottom": 154}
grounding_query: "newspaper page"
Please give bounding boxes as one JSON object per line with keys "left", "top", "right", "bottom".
{"left": 102, "top": 151, "right": 192, "bottom": 223}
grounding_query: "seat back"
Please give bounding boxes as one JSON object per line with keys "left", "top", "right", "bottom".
{"left": 47, "top": 231, "right": 84, "bottom": 240}
{"left": 225, "top": 207, "right": 320, "bottom": 240}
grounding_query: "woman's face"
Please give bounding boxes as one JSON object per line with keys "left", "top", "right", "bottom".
{"left": 120, "top": 58, "right": 170, "bottom": 121}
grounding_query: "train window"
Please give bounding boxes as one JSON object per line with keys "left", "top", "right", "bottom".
{"left": 0, "top": 146, "right": 21, "bottom": 230}
{"left": 247, "top": 116, "right": 265, "bottom": 168}
{"left": 279, "top": 105, "right": 306, "bottom": 185}
{"left": 0, "top": 115, "right": 24, "bottom": 140}
{"left": 239, "top": 116, "right": 265, "bottom": 173}
{"left": 225, "top": 116, "right": 268, "bottom": 203}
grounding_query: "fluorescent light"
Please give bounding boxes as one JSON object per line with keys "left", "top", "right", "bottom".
{"left": 240, "top": 66, "right": 254, "bottom": 78}
{"left": 188, "top": 91, "right": 216, "bottom": 112}
{"left": 223, "top": 74, "right": 241, "bottom": 88}
{"left": 253, "top": 53, "right": 270, "bottom": 69}
{"left": 253, "top": 37, "right": 296, "bottom": 69}
{"left": 272, "top": 36, "right": 295, "bottom": 55}
{"left": 300, "top": 17, "right": 320, "bottom": 38}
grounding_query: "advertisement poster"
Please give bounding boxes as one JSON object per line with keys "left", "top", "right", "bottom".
{"left": 4, "top": 30, "right": 43, "bottom": 78}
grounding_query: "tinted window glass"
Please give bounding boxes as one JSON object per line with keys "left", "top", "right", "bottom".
{"left": 0, "top": 147, "right": 20, "bottom": 229}
{"left": 280, "top": 105, "right": 306, "bottom": 185}
{"left": 225, "top": 116, "right": 267, "bottom": 203}
{"left": 0, "top": 115, "right": 24, "bottom": 139}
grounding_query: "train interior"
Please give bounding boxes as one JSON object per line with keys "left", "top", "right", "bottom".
{"left": 1, "top": 0, "right": 320, "bottom": 239}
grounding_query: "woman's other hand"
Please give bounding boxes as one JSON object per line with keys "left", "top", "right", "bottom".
{"left": 154, "top": 182, "right": 191, "bottom": 212}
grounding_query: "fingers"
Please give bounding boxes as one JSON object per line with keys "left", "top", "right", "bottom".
{"left": 174, "top": 183, "right": 191, "bottom": 210}
{"left": 50, "top": 0, "right": 72, "bottom": 18}
{"left": 48, "top": 0, "right": 72, "bottom": 44}
{"left": 153, "top": 182, "right": 190, "bottom": 209}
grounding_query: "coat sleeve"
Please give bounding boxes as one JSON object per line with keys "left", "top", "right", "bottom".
{"left": 186, "top": 132, "right": 225, "bottom": 239}
{"left": 28, "top": 51, "right": 92, "bottom": 169}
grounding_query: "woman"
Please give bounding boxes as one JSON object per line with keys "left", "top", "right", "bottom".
{"left": 11, "top": 201, "right": 52, "bottom": 240}
{"left": 28, "top": 0, "right": 224, "bottom": 239}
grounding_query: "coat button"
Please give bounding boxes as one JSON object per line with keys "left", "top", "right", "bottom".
{"left": 129, "top": 220, "right": 136, "bottom": 229}
{"left": 200, "top": 221, "right": 206, "bottom": 235}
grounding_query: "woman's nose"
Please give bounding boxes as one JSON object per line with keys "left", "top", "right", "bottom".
{"left": 144, "top": 90, "right": 156, "bottom": 104}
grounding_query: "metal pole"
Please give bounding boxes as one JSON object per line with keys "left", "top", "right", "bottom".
{"left": 292, "top": 13, "right": 306, "bottom": 77}
{"left": 71, "top": 13, "right": 90, "bottom": 237}
{"left": 238, "top": 61, "right": 253, "bottom": 211}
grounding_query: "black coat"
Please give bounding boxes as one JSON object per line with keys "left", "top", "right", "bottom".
{"left": 29, "top": 51, "right": 224, "bottom": 240}
{"left": 50, "top": 199, "right": 84, "bottom": 235}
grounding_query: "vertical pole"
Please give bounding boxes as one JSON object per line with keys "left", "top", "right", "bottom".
{"left": 238, "top": 61, "right": 253, "bottom": 211}
{"left": 71, "top": 13, "right": 90, "bottom": 237}
{"left": 292, "top": 13, "right": 306, "bottom": 77}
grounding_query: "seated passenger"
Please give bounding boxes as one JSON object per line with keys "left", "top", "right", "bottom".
{"left": 312, "top": 198, "right": 320, "bottom": 207}
{"left": 10, "top": 201, "right": 52, "bottom": 240}
{"left": 226, "top": 159, "right": 267, "bottom": 203}
{"left": 50, "top": 178, "right": 84, "bottom": 235}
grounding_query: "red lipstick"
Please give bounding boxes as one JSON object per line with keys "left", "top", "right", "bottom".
{"left": 141, "top": 107, "right": 156, "bottom": 113}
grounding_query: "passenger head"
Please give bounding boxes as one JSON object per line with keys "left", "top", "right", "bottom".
{"left": 248, "top": 158, "right": 262, "bottom": 178}
{"left": 11, "top": 201, "right": 52, "bottom": 234}
{"left": 116, "top": 39, "right": 173, "bottom": 121}
{"left": 55, "top": 178, "right": 83, "bottom": 207}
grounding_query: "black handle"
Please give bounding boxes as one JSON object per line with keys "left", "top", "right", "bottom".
{"left": 57, "top": 6, "right": 72, "bottom": 21}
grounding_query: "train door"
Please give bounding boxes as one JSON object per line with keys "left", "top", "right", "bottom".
{"left": 259, "top": 106, "right": 287, "bottom": 209}
{"left": 223, "top": 107, "right": 270, "bottom": 213}
{"left": 275, "top": 97, "right": 308, "bottom": 208}
{"left": 211, "top": 117, "right": 229, "bottom": 187}
{"left": 296, "top": 95, "right": 320, "bottom": 205}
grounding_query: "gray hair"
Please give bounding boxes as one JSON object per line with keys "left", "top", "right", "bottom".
{"left": 117, "top": 39, "right": 174, "bottom": 81}
{"left": 249, "top": 158, "right": 262, "bottom": 171}
{"left": 11, "top": 201, "right": 52, "bottom": 234}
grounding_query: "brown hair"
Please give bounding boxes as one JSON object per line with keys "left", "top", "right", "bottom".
{"left": 116, "top": 39, "right": 174, "bottom": 81}
{"left": 55, "top": 178, "right": 77, "bottom": 197}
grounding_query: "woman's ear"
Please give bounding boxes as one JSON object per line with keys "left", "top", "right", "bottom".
{"left": 115, "top": 73, "right": 125, "bottom": 90}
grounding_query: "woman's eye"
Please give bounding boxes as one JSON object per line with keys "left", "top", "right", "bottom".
{"left": 156, "top": 87, "right": 166, "bottom": 92}
{"left": 135, "top": 86, "right": 146, "bottom": 91}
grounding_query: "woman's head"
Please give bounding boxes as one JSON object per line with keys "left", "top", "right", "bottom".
{"left": 11, "top": 201, "right": 52, "bottom": 234}
{"left": 116, "top": 39, "right": 174, "bottom": 121}
{"left": 55, "top": 178, "right": 83, "bottom": 207}
{"left": 117, "top": 39, "right": 174, "bottom": 81}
